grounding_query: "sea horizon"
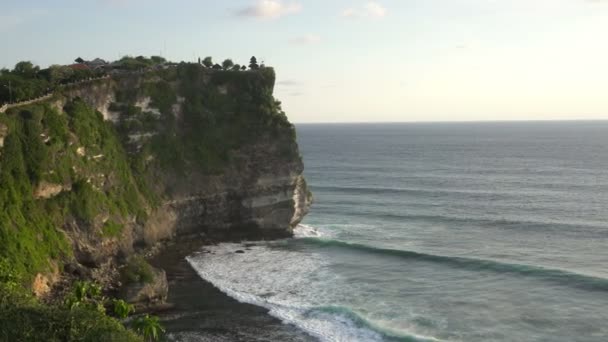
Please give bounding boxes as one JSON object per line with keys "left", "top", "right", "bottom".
{"left": 188, "top": 121, "right": 608, "bottom": 341}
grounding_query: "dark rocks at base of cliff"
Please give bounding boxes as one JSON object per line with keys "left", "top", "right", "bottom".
{"left": 120, "top": 267, "right": 169, "bottom": 311}
{"left": 150, "top": 239, "right": 316, "bottom": 342}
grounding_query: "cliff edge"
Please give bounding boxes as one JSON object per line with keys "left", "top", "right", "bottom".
{"left": 0, "top": 64, "right": 311, "bottom": 298}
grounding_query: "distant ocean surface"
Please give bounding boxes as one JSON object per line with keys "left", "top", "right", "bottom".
{"left": 188, "top": 122, "right": 608, "bottom": 341}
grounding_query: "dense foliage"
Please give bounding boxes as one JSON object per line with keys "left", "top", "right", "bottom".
{"left": 0, "top": 100, "right": 148, "bottom": 282}
{"left": 0, "top": 274, "right": 143, "bottom": 342}
{"left": 0, "top": 61, "right": 101, "bottom": 104}
{"left": 134, "top": 63, "right": 296, "bottom": 174}
{"left": 115, "top": 56, "right": 167, "bottom": 71}
{"left": 0, "top": 57, "right": 297, "bottom": 341}
{"left": 122, "top": 255, "right": 155, "bottom": 284}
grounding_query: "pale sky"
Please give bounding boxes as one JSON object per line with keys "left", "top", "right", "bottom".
{"left": 1, "top": 0, "right": 607, "bottom": 122}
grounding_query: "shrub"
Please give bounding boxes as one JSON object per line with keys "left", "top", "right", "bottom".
{"left": 0, "top": 285, "right": 142, "bottom": 342}
{"left": 132, "top": 314, "right": 165, "bottom": 342}
{"left": 112, "top": 299, "right": 134, "bottom": 319}
{"left": 102, "top": 220, "right": 124, "bottom": 238}
{"left": 122, "top": 256, "right": 155, "bottom": 284}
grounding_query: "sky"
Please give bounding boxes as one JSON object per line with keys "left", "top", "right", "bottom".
{"left": 1, "top": 0, "right": 608, "bottom": 123}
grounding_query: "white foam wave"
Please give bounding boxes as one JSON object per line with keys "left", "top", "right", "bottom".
{"left": 293, "top": 224, "right": 325, "bottom": 238}
{"left": 187, "top": 243, "right": 387, "bottom": 342}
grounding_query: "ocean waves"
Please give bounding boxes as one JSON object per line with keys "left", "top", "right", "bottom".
{"left": 305, "top": 306, "right": 442, "bottom": 342}
{"left": 299, "top": 237, "right": 608, "bottom": 292}
{"left": 313, "top": 207, "right": 608, "bottom": 238}
{"left": 187, "top": 239, "right": 445, "bottom": 342}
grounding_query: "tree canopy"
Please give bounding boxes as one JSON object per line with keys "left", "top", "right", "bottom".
{"left": 202, "top": 56, "right": 213, "bottom": 68}
{"left": 222, "top": 59, "right": 234, "bottom": 70}
{"left": 249, "top": 56, "right": 259, "bottom": 70}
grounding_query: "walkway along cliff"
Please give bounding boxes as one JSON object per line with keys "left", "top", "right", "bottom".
{"left": 0, "top": 63, "right": 311, "bottom": 304}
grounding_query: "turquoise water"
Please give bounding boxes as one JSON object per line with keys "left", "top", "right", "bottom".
{"left": 189, "top": 122, "right": 608, "bottom": 341}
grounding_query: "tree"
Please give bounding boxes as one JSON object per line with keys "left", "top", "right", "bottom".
{"left": 75, "top": 57, "right": 85, "bottom": 64}
{"left": 222, "top": 59, "right": 234, "bottom": 70}
{"left": 132, "top": 314, "right": 165, "bottom": 341}
{"left": 212, "top": 64, "right": 223, "bottom": 70}
{"left": 241, "top": 65, "right": 247, "bottom": 71}
{"left": 13, "top": 61, "right": 39, "bottom": 77}
{"left": 202, "top": 56, "right": 213, "bottom": 68}
{"left": 232, "top": 64, "right": 241, "bottom": 71}
{"left": 249, "top": 56, "right": 259, "bottom": 70}
{"left": 150, "top": 56, "right": 166, "bottom": 64}
{"left": 43, "top": 65, "right": 74, "bottom": 84}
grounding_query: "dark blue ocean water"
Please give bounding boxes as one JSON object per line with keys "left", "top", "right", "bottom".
{"left": 189, "top": 122, "right": 608, "bottom": 341}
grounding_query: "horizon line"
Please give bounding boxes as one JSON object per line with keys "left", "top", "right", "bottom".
{"left": 292, "top": 118, "right": 608, "bottom": 125}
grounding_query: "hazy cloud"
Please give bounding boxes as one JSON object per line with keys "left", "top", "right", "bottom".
{"left": 342, "top": 2, "right": 387, "bottom": 18}
{"left": 290, "top": 34, "right": 321, "bottom": 45}
{"left": 236, "top": 0, "right": 302, "bottom": 19}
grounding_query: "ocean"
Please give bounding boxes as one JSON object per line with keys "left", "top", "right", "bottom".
{"left": 187, "top": 122, "right": 608, "bottom": 342}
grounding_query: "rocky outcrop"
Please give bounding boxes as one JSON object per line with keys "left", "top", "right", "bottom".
{"left": 120, "top": 268, "right": 168, "bottom": 308}
{"left": 60, "top": 78, "right": 118, "bottom": 121}
{"left": 290, "top": 175, "right": 312, "bottom": 228}
{"left": 34, "top": 181, "right": 68, "bottom": 199}
{"left": 0, "top": 123, "right": 7, "bottom": 148}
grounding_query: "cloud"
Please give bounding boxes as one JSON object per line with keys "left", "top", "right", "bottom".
{"left": 290, "top": 34, "right": 321, "bottom": 45}
{"left": 235, "top": 0, "right": 302, "bottom": 19}
{"left": 341, "top": 1, "right": 387, "bottom": 19}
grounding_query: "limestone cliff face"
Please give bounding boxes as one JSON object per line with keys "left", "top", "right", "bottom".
{"left": 0, "top": 66, "right": 310, "bottom": 296}
{"left": 163, "top": 139, "right": 308, "bottom": 239}
{"left": 57, "top": 67, "right": 310, "bottom": 246}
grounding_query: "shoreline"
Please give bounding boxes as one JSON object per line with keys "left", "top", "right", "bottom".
{"left": 149, "top": 237, "right": 316, "bottom": 342}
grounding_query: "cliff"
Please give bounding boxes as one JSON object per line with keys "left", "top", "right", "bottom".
{"left": 0, "top": 64, "right": 311, "bottom": 298}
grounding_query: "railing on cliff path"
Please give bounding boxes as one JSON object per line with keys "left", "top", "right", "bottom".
{"left": 0, "top": 75, "right": 111, "bottom": 114}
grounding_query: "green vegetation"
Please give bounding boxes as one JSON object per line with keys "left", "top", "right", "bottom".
{"left": 102, "top": 220, "right": 124, "bottom": 237}
{"left": 0, "top": 298, "right": 143, "bottom": 341}
{"left": 126, "top": 61, "right": 298, "bottom": 174}
{"left": 0, "top": 55, "right": 298, "bottom": 341}
{"left": 112, "top": 299, "right": 135, "bottom": 319}
{"left": 249, "top": 56, "right": 259, "bottom": 70}
{"left": 64, "top": 281, "right": 105, "bottom": 312}
{"left": 0, "top": 99, "right": 149, "bottom": 282}
{"left": 0, "top": 278, "right": 144, "bottom": 341}
{"left": 202, "top": 56, "right": 213, "bottom": 68}
{"left": 132, "top": 314, "right": 165, "bottom": 342}
{"left": 122, "top": 256, "right": 155, "bottom": 284}
{"left": 115, "top": 56, "right": 166, "bottom": 71}
{"left": 0, "top": 111, "right": 71, "bottom": 279}
{"left": 0, "top": 61, "right": 102, "bottom": 104}
{"left": 222, "top": 59, "right": 234, "bottom": 70}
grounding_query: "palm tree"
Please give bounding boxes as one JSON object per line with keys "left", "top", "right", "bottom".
{"left": 133, "top": 314, "right": 165, "bottom": 341}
